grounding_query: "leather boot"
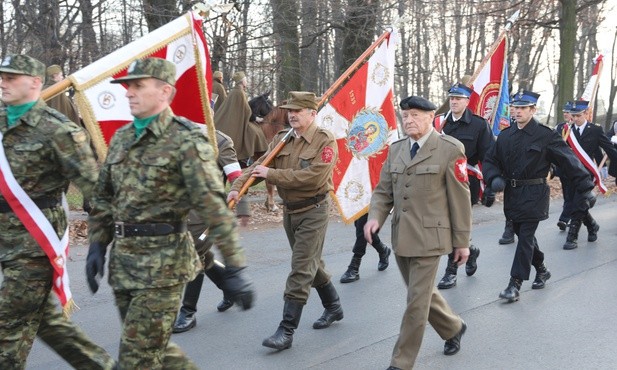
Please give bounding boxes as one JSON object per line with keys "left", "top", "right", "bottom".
{"left": 340, "top": 256, "right": 361, "bottom": 283}
{"left": 499, "top": 277, "right": 522, "bottom": 303}
{"left": 563, "top": 220, "right": 582, "bottom": 250}
{"left": 583, "top": 213, "right": 600, "bottom": 242}
{"left": 173, "top": 273, "right": 204, "bottom": 333}
{"left": 499, "top": 220, "right": 515, "bottom": 244}
{"left": 262, "top": 300, "right": 304, "bottom": 350}
{"left": 313, "top": 281, "right": 344, "bottom": 329}
{"left": 557, "top": 219, "right": 568, "bottom": 231}
{"left": 377, "top": 244, "right": 391, "bottom": 271}
{"left": 531, "top": 263, "right": 551, "bottom": 289}
{"left": 465, "top": 245, "right": 480, "bottom": 276}
{"left": 437, "top": 255, "right": 458, "bottom": 289}
{"left": 205, "top": 262, "right": 234, "bottom": 312}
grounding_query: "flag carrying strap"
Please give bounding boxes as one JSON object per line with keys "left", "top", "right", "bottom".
{"left": 0, "top": 131, "right": 75, "bottom": 315}
{"left": 562, "top": 124, "right": 607, "bottom": 194}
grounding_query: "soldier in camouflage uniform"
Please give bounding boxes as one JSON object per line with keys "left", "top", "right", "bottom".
{"left": 85, "top": 57, "right": 255, "bottom": 369}
{"left": 229, "top": 91, "right": 343, "bottom": 351}
{"left": 0, "top": 54, "right": 115, "bottom": 369}
{"left": 173, "top": 130, "right": 244, "bottom": 333}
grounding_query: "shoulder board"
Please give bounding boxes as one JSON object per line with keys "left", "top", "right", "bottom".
{"left": 172, "top": 115, "right": 199, "bottom": 130}
{"left": 440, "top": 134, "right": 461, "bottom": 146}
{"left": 537, "top": 123, "right": 553, "bottom": 131}
{"left": 317, "top": 126, "right": 335, "bottom": 139}
{"left": 391, "top": 137, "right": 408, "bottom": 145}
{"left": 42, "top": 106, "right": 71, "bottom": 123}
{"left": 471, "top": 113, "right": 488, "bottom": 122}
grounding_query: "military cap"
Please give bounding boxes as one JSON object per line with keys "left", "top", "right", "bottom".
{"left": 279, "top": 91, "right": 318, "bottom": 110}
{"left": 0, "top": 54, "right": 46, "bottom": 79}
{"left": 232, "top": 71, "right": 246, "bottom": 83}
{"left": 511, "top": 89, "right": 540, "bottom": 107}
{"left": 111, "top": 57, "right": 176, "bottom": 86}
{"left": 213, "top": 70, "right": 223, "bottom": 79}
{"left": 399, "top": 96, "right": 437, "bottom": 111}
{"left": 569, "top": 100, "right": 589, "bottom": 113}
{"left": 46, "top": 64, "right": 62, "bottom": 76}
{"left": 448, "top": 82, "right": 473, "bottom": 98}
{"left": 562, "top": 101, "right": 573, "bottom": 112}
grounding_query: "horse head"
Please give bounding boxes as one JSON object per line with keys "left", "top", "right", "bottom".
{"left": 249, "top": 91, "right": 273, "bottom": 123}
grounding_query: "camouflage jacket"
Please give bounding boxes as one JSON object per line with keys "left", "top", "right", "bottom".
{"left": 0, "top": 99, "right": 98, "bottom": 261}
{"left": 88, "top": 107, "right": 245, "bottom": 290}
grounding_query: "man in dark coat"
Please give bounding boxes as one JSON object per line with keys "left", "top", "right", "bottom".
{"left": 482, "top": 90, "right": 594, "bottom": 303}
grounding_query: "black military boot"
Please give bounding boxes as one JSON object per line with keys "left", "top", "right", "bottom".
{"left": 173, "top": 273, "right": 204, "bottom": 333}
{"left": 340, "top": 256, "right": 362, "bottom": 283}
{"left": 563, "top": 219, "right": 582, "bottom": 250}
{"left": 531, "top": 263, "right": 551, "bottom": 289}
{"left": 557, "top": 219, "right": 568, "bottom": 231}
{"left": 204, "top": 262, "right": 234, "bottom": 312}
{"left": 499, "top": 220, "right": 515, "bottom": 244}
{"left": 583, "top": 213, "right": 600, "bottom": 242}
{"left": 376, "top": 244, "right": 391, "bottom": 271}
{"left": 437, "top": 255, "right": 458, "bottom": 289}
{"left": 499, "top": 277, "right": 522, "bottom": 303}
{"left": 313, "top": 281, "right": 344, "bottom": 329}
{"left": 465, "top": 245, "right": 480, "bottom": 276}
{"left": 262, "top": 300, "right": 304, "bottom": 350}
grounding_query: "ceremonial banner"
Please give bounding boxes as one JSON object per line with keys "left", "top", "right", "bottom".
{"left": 316, "top": 30, "right": 398, "bottom": 223}
{"left": 580, "top": 54, "right": 604, "bottom": 121}
{"left": 65, "top": 12, "right": 213, "bottom": 159}
{"left": 467, "top": 36, "right": 510, "bottom": 135}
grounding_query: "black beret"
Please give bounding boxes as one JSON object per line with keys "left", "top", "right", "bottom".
{"left": 399, "top": 96, "right": 437, "bottom": 111}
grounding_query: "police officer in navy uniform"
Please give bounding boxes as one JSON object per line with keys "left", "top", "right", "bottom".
{"left": 482, "top": 90, "right": 594, "bottom": 302}
{"left": 562, "top": 100, "right": 617, "bottom": 249}
{"left": 436, "top": 83, "right": 494, "bottom": 289}
{"left": 553, "top": 101, "right": 574, "bottom": 231}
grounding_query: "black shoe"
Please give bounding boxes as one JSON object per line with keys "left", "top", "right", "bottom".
{"left": 531, "top": 267, "right": 551, "bottom": 290}
{"left": 563, "top": 220, "right": 581, "bottom": 250}
{"left": 172, "top": 309, "right": 196, "bottom": 333}
{"left": 499, "top": 278, "right": 521, "bottom": 303}
{"left": 386, "top": 367, "right": 402, "bottom": 370}
{"left": 444, "top": 321, "right": 467, "bottom": 355}
{"left": 465, "top": 247, "right": 480, "bottom": 276}
{"left": 217, "top": 298, "right": 234, "bottom": 312}
{"left": 262, "top": 326, "right": 293, "bottom": 350}
{"left": 377, "top": 246, "right": 391, "bottom": 271}
{"left": 499, "top": 221, "right": 515, "bottom": 244}
{"left": 587, "top": 223, "right": 599, "bottom": 242}
{"left": 557, "top": 220, "right": 567, "bottom": 231}
{"left": 340, "top": 268, "right": 359, "bottom": 283}
{"left": 437, "top": 273, "right": 457, "bottom": 289}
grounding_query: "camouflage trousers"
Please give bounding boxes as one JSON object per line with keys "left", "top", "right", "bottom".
{"left": 0, "top": 257, "right": 114, "bottom": 370}
{"left": 114, "top": 285, "right": 198, "bottom": 370}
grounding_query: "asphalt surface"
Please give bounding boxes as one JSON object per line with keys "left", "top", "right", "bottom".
{"left": 16, "top": 193, "right": 617, "bottom": 369}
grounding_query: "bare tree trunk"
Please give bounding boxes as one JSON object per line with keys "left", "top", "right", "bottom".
{"left": 142, "top": 0, "right": 179, "bottom": 31}
{"left": 300, "top": 0, "right": 319, "bottom": 92}
{"left": 79, "top": 0, "right": 100, "bottom": 66}
{"left": 338, "top": 0, "right": 379, "bottom": 74}
{"left": 270, "top": 0, "right": 301, "bottom": 102}
{"left": 236, "top": 0, "right": 250, "bottom": 72}
{"left": 556, "top": 0, "right": 577, "bottom": 123}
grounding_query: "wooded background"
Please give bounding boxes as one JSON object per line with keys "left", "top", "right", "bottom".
{"left": 1, "top": 0, "right": 615, "bottom": 130}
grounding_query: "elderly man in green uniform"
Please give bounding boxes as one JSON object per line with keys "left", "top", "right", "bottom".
{"left": 212, "top": 70, "right": 227, "bottom": 112}
{"left": 229, "top": 91, "right": 343, "bottom": 350}
{"left": 0, "top": 55, "right": 114, "bottom": 369}
{"left": 86, "top": 57, "right": 255, "bottom": 369}
{"left": 365, "top": 96, "right": 471, "bottom": 369}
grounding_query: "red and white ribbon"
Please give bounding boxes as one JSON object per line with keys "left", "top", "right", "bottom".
{"left": 563, "top": 124, "right": 607, "bottom": 194}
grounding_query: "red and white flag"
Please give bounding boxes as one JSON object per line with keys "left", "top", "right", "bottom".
{"left": 68, "top": 12, "right": 213, "bottom": 159}
{"left": 580, "top": 54, "right": 604, "bottom": 122}
{"left": 562, "top": 124, "right": 607, "bottom": 193}
{"left": 316, "top": 30, "right": 399, "bottom": 223}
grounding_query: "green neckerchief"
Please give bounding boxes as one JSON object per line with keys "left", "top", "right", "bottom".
{"left": 133, "top": 114, "right": 159, "bottom": 138}
{"left": 6, "top": 101, "right": 37, "bottom": 127}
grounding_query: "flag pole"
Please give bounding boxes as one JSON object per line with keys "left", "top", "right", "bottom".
{"left": 41, "top": 79, "right": 72, "bottom": 101}
{"left": 318, "top": 30, "right": 392, "bottom": 107}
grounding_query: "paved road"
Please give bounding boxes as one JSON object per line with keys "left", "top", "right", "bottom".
{"left": 21, "top": 193, "right": 617, "bottom": 369}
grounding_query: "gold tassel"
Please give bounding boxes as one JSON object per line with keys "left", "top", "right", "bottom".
{"left": 62, "top": 299, "right": 80, "bottom": 319}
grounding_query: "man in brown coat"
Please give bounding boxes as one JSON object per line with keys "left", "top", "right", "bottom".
{"left": 212, "top": 70, "right": 227, "bottom": 112}
{"left": 365, "top": 96, "right": 471, "bottom": 369}
{"left": 43, "top": 65, "right": 81, "bottom": 126}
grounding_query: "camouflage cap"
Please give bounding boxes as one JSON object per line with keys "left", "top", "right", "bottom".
{"left": 0, "top": 54, "right": 46, "bottom": 79}
{"left": 232, "top": 71, "right": 246, "bottom": 83}
{"left": 279, "top": 91, "right": 319, "bottom": 110}
{"left": 111, "top": 57, "right": 176, "bottom": 86}
{"left": 46, "top": 64, "right": 63, "bottom": 77}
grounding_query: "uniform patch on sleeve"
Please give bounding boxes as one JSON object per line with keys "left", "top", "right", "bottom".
{"left": 322, "top": 146, "right": 334, "bottom": 163}
{"left": 455, "top": 157, "right": 468, "bottom": 182}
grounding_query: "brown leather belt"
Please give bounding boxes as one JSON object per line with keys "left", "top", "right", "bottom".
{"left": 0, "top": 196, "right": 59, "bottom": 213}
{"left": 507, "top": 178, "right": 547, "bottom": 188}
{"left": 114, "top": 221, "right": 187, "bottom": 237}
{"left": 284, "top": 194, "right": 326, "bottom": 211}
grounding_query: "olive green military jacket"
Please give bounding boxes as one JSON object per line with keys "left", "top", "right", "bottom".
{"left": 232, "top": 122, "right": 337, "bottom": 213}
{"left": 0, "top": 99, "right": 98, "bottom": 261}
{"left": 368, "top": 130, "right": 472, "bottom": 257}
{"left": 88, "top": 108, "right": 245, "bottom": 290}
